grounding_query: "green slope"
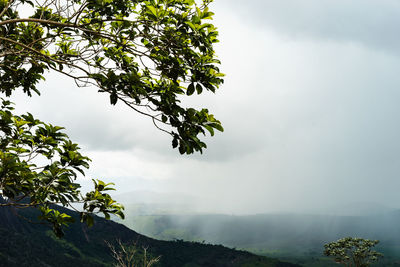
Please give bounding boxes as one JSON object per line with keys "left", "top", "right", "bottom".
{"left": 0, "top": 205, "right": 299, "bottom": 267}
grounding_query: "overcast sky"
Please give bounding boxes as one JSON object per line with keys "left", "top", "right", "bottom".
{"left": 9, "top": 0, "right": 400, "bottom": 214}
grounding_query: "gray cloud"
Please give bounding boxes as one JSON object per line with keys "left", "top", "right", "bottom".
{"left": 7, "top": 0, "right": 400, "bottom": 214}
{"left": 217, "top": 0, "right": 400, "bottom": 55}
{"left": 10, "top": 75, "right": 173, "bottom": 152}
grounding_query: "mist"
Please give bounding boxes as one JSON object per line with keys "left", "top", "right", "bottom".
{"left": 8, "top": 0, "right": 400, "bottom": 216}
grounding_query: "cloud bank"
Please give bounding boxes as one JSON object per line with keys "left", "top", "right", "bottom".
{"left": 8, "top": 0, "right": 400, "bottom": 214}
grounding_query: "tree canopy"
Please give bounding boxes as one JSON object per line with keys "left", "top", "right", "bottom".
{"left": 324, "top": 237, "right": 383, "bottom": 267}
{"left": 0, "top": 98, "right": 123, "bottom": 237}
{"left": 0, "top": 0, "right": 223, "bottom": 153}
{"left": 0, "top": 0, "right": 223, "bottom": 237}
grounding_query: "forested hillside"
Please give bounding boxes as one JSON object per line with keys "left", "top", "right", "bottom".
{"left": 0, "top": 204, "right": 299, "bottom": 267}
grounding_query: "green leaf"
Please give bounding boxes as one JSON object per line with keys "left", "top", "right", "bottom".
{"left": 110, "top": 93, "right": 118, "bottom": 105}
{"left": 185, "top": 21, "right": 196, "bottom": 31}
{"left": 187, "top": 83, "right": 195, "bottom": 95}
{"left": 146, "top": 5, "right": 158, "bottom": 17}
{"left": 196, "top": 83, "right": 203, "bottom": 94}
{"left": 204, "top": 125, "right": 214, "bottom": 136}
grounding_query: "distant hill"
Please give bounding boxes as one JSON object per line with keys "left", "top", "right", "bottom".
{"left": 322, "top": 201, "right": 397, "bottom": 216}
{"left": 0, "top": 204, "right": 299, "bottom": 267}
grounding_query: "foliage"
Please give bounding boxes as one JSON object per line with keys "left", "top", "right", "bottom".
{"left": 107, "top": 240, "right": 160, "bottom": 267}
{"left": 0, "top": 0, "right": 223, "bottom": 235}
{"left": 0, "top": 0, "right": 224, "bottom": 154}
{"left": 323, "top": 237, "right": 383, "bottom": 267}
{"left": 0, "top": 98, "right": 124, "bottom": 237}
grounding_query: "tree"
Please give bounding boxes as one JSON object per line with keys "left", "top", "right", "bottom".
{"left": 107, "top": 240, "right": 160, "bottom": 267}
{"left": 0, "top": 98, "right": 124, "bottom": 237}
{"left": 0, "top": 0, "right": 223, "bottom": 237}
{"left": 0, "top": 0, "right": 223, "bottom": 153}
{"left": 324, "top": 237, "right": 383, "bottom": 267}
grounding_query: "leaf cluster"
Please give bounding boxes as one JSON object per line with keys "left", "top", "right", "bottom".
{"left": 0, "top": 99, "right": 124, "bottom": 237}
{"left": 0, "top": 0, "right": 224, "bottom": 154}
